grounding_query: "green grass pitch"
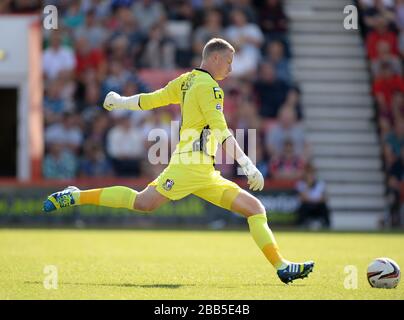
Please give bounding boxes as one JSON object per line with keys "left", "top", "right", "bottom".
{"left": 0, "top": 229, "right": 403, "bottom": 300}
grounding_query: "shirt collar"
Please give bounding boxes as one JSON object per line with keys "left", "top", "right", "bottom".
{"left": 195, "top": 68, "right": 215, "bottom": 80}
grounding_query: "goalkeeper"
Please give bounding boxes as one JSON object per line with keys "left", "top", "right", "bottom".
{"left": 43, "top": 38, "right": 313, "bottom": 284}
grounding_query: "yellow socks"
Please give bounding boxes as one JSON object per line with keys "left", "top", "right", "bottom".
{"left": 247, "top": 213, "right": 288, "bottom": 270}
{"left": 72, "top": 186, "right": 137, "bottom": 210}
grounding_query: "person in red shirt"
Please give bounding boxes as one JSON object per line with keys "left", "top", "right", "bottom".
{"left": 269, "top": 139, "right": 305, "bottom": 180}
{"left": 74, "top": 35, "right": 106, "bottom": 82}
{"left": 373, "top": 62, "right": 404, "bottom": 117}
{"left": 366, "top": 15, "right": 399, "bottom": 60}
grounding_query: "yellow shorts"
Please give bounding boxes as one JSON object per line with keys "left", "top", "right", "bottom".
{"left": 148, "top": 153, "right": 241, "bottom": 211}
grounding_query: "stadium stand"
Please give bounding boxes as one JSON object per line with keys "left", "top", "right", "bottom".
{"left": 36, "top": 0, "right": 308, "bottom": 185}
{"left": 285, "top": 0, "right": 403, "bottom": 229}
{"left": 1, "top": 0, "right": 402, "bottom": 228}
{"left": 356, "top": 0, "right": 404, "bottom": 227}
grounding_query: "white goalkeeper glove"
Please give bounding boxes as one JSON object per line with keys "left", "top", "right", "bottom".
{"left": 103, "top": 91, "right": 141, "bottom": 111}
{"left": 238, "top": 155, "right": 264, "bottom": 191}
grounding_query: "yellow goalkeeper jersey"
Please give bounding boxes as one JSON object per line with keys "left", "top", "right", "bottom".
{"left": 138, "top": 68, "right": 232, "bottom": 162}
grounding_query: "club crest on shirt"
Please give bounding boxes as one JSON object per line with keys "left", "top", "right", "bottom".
{"left": 163, "top": 179, "right": 174, "bottom": 191}
{"left": 216, "top": 103, "right": 222, "bottom": 111}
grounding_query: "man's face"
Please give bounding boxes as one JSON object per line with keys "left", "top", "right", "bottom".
{"left": 215, "top": 50, "right": 233, "bottom": 80}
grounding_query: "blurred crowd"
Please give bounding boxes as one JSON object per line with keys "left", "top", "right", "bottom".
{"left": 357, "top": 0, "right": 404, "bottom": 225}
{"left": 8, "top": 0, "right": 308, "bottom": 181}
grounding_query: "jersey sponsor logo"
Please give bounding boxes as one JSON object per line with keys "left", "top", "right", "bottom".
{"left": 213, "top": 87, "right": 222, "bottom": 99}
{"left": 162, "top": 179, "right": 175, "bottom": 191}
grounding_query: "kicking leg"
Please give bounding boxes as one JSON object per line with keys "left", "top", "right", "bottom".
{"left": 231, "top": 189, "right": 314, "bottom": 284}
{"left": 43, "top": 185, "right": 169, "bottom": 213}
{"left": 231, "top": 189, "right": 288, "bottom": 269}
{"left": 194, "top": 178, "right": 314, "bottom": 284}
{"left": 133, "top": 185, "right": 170, "bottom": 212}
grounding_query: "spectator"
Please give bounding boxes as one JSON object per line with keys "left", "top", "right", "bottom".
{"left": 77, "top": 82, "right": 102, "bottom": 120}
{"left": 79, "top": 142, "right": 113, "bottom": 177}
{"left": 373, "top": 62, "right": 404, "bottom": 118}
{"left": 108, "top": 7, "right": 145, "bottom": 68}
{"left": 86, "top": 0, "right": 112, "bottom": 21}
{"left": 384, "top": 120, "right": 404, "bottom": 159}
{"left": 366, "top": 15, "right": 399, "bottom": 60}
{"left": 392, "top": 91, "right": 404, "bottom": 120}
{"left": 254, "top": 62, "right": 290, "bottom": 118}
{"left": 43, "top": 31, "right": 76, "bottom": 80}
{"left": 263, "top": 40, "right": 292, "bottom": 84}
{"left": 269, "top": 139, "right": 305, "bottom": 180}
{"left": 233, "top": 98, "right": 261, "bottom": 130}
{"left": 399, "top": 28, "right": 404, "bottom": 58}
{"left": 43, "top": 143, "right": 77, "bottom": 179}
{"left": 370, "top": 40, "right": 402, "bottom": 76}
{"left": 140, "top": 23, "right": 176, "bottom": 69}
{"left": 258, "top": 0, "right": 288, "bottom": 36}
{"left": 386, "top": 146, "right": 404, "bottom": 226}
{"left": 221, "top": 0, "right": 258, "bottom": 24}
{"left": 45, "top": 112, "right": 84, "bottom": 154}
{"left": 167, "top": 0, "right": 195, "bottom": 21}
{"left": 131, "top": 0, "right": 165, "bottom": 33}
{"left": 285, "top": 85, "right": 304, "bottom": 120}
{"left": 265, "top": 105, "right": 306, "bottom": 158}
{"left": 63, "top": 0, "right": 85, "bottom": 29}
{"left": 106, "top": 113, "right": 146, "bottom": 177}
{"left": 44, "top": 79, "right": 67, "bottom": 124}
{"left": 111, "top": 0, "right": 134, "bottom": 11}
{"left": 396, "top": 0, "right": 404, "bottom": 29}
{"left": 40, "top": 0, "right": 304, "bottom": 182}
{"left": 295, "top": 164, "right": 330, "bottom": 229}
{"left": 225, "top": 8, "right": 264, "bottom": 77}
{"left": 101, "top": 60, "right": 132, "bottom": 97}
{"left": 192, "top": 9, "right": 225, "bottom": 57}
{"left": 359, "top": 0, "right": 396, "bottom": 32}
{"left": 379, "top": 116, "right": 393, "bottom": 141}
{"left": 255, "top": 139, "right": 269, "bottom": 178}
{"left": 74, "top": 35, "right": 106, "bottom": 82}
{"left": 107, "top": 37, "right": 132, "bottom": 71}
{"left": 85, "top": 112, "right": 110, "bottom": 150}
{"left": 74, "top": 9, "right": 108, "bottom": 49}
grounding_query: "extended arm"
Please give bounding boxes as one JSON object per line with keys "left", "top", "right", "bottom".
{"left": 222, "top": 135, "right": 264, "bottom": 192}
{"left": 103, "top": 76, "right": 182, "bottom": 112}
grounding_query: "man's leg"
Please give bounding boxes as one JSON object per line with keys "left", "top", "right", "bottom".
{"left": 133, "top": 186, "right": 170, "bottom": 212}
{"left": 230, "top": 189, "right": 288, "bottom": 269}
{"left": 194, "top": 177, "right": 314, "bottom": 284}
{"left": 296, "top": 203, "right": 310, "bottom": 226}
{"left": 230, "top": 189, "right": 314, "bottom": 283}
{"left": 43, "top": 185, "right": 169, "bottom": 213}
{"left": 317, "top": 203, "right": 331, "bottom": 228}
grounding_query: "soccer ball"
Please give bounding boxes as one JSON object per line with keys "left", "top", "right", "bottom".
{"left": 367, "top": 258, "right": 400, "bottom": 289}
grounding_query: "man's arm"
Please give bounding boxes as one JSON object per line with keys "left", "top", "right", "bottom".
{"left": 222, "top": 135, "right": 264, "bottom": 192}
{"left": 103, "top": 75, "right": 183, "bottom": 111}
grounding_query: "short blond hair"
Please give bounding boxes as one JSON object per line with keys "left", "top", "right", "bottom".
{"left": 202, "top": 38, "right": 235, "bottom": 60}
